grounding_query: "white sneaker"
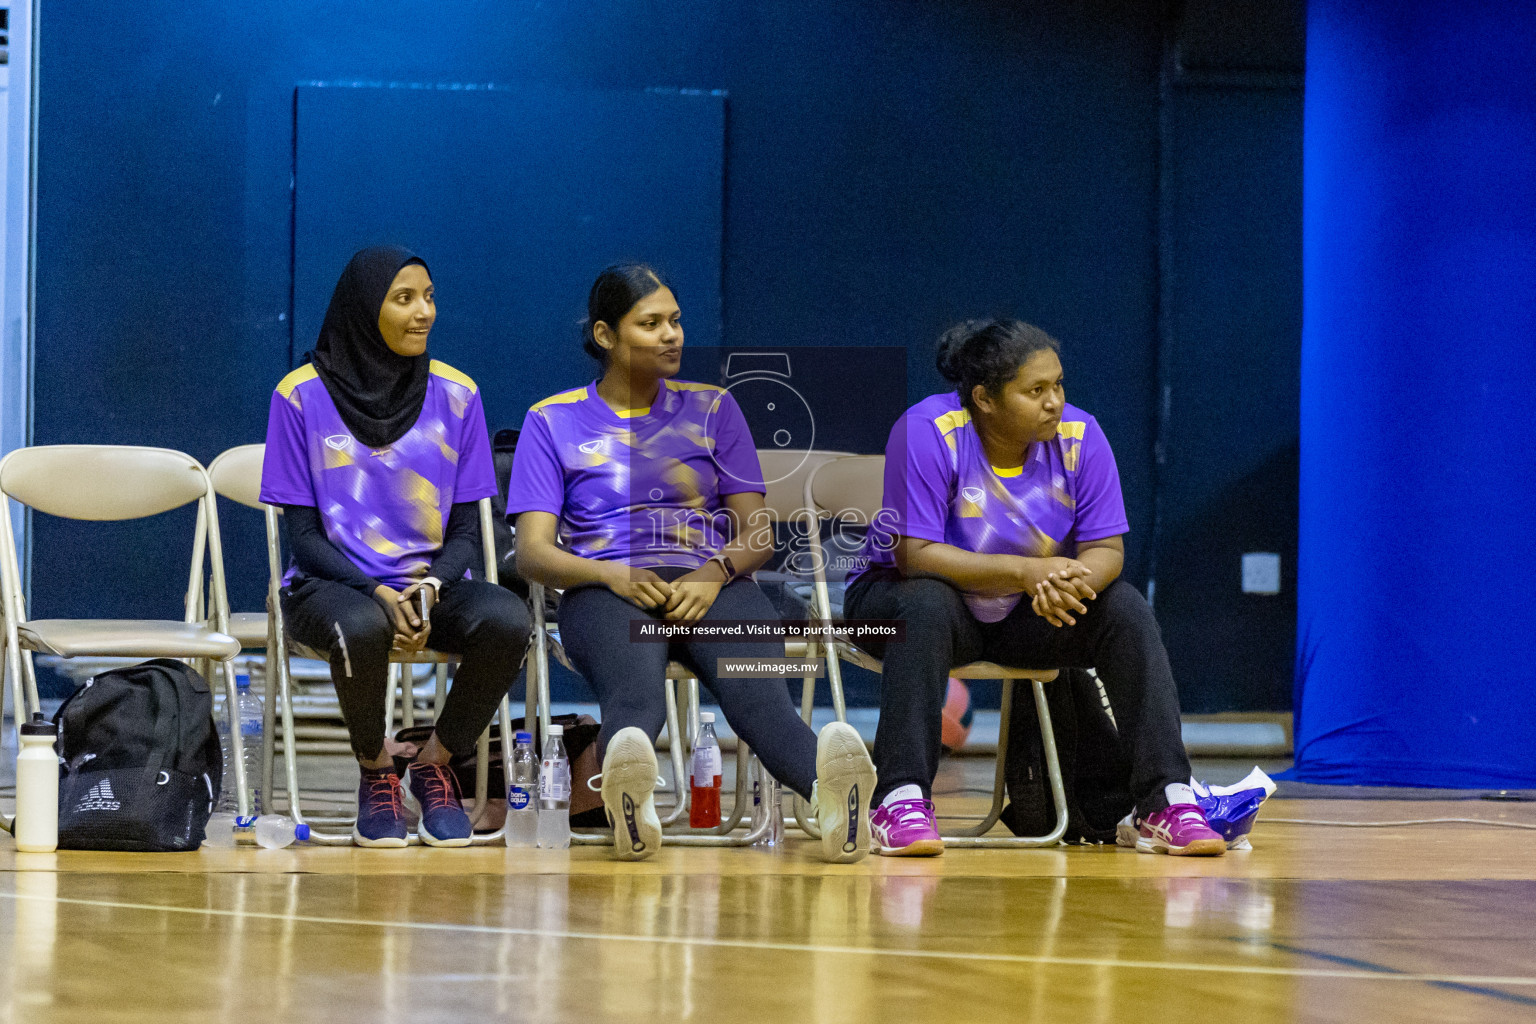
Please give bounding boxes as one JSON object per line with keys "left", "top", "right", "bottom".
{"left": 812, "top": 722, "right": 876, "bottom": 863}
{"left": 599, "top": 727, "right": 662, "bottom": 861}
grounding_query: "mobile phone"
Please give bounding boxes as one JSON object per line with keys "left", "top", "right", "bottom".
{"left": 418, "top": 587, "right": 431, "bottom": 625}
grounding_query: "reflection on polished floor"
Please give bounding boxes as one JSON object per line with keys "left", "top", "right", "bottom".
{"left": 2, "top": 770, "right": 1534, "bottom": 1023}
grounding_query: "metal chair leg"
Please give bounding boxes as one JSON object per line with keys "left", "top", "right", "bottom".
{"left": 659, "top": 678, "right": 689, "bottom": 826}
{"left": 941, "top": 679, "right": 1068, "bottom": 848}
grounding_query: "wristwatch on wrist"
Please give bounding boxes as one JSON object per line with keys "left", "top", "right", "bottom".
{"left": 707, "top": 554, "right": 736, "bottom": 583}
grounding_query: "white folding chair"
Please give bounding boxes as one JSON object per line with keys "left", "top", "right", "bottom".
{"left": 802, "top": 454, "right": 1069, "bottom": 848}
{"left": 202, "top": 444, "right": 283, "bottom": 814}
{"left": 528, "top": 582, "right": 772, "bottom": 846}
{"left": 0, "top": 445, "right": 247, "bottom": 831}
{"left": 256, "top": 478, "right": 516, "bottom": 846}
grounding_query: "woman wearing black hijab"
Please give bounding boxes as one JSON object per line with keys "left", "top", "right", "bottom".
{"left": 259, "top": 245, "right": 531, "bottom": 848}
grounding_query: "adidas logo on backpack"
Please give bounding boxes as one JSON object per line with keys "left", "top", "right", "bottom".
{"left": 75, "top": 778, "right": 122, "bottom": 813}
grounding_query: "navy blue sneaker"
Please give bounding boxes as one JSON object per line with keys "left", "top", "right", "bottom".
{"left": 407, "top": 761, "right": 474, "bottom": 847}
{"left": 352, "top": 766, "right": 409, "bottom": 848}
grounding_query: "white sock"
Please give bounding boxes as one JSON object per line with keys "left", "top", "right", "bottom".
{"left": 882, "top": 784, "right": 924, "bottom": 809}
{"left": 1165, "top": 783, "right": 1197, "bottom": 807}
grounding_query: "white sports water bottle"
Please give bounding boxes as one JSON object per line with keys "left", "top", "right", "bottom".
{"left": 253, "top": 815, "right": 311, "bottom": 849}
{"left": 505, "top": 730, "right": 538, "bottom": 848}
{"left": 217, "top": 673, "right": 264, "bottom": 814}
{"left": 15, "top": 713, "right": 59, "bottom": 853}
{"left": 536, "top": 724, "right": 571, "bottom": 849}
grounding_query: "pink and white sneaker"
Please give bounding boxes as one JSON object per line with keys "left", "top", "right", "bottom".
{"left": 870, "top": 798, "right": 945, "bottom": 857}
{"left": 1135, "top": 803, "right": 1227, "bottom": 856}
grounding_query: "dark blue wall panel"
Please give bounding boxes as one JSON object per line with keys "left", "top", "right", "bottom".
{"left": 295, "top": 84, "right": 723, "bottom": 431}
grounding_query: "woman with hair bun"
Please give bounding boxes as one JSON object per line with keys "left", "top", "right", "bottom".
{"left": 842, "top": 319, "right": 1223, "bottom": 858}
{"left": 507, "top": 263, "right": 875, "bottom": 862}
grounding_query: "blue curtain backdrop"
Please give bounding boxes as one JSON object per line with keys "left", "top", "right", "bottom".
{"left": 1293, "top": 2, "right": 1536, "bottom": 786}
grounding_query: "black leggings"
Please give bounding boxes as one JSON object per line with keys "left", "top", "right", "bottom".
{"left": 281, "top": 576, "right": 532, "bottom": 762}
{"left": 557, "top": 569, "right": 820, "bottom": 798}
{"left": 842, "top": 570, "right": 1192, "bottom": 814}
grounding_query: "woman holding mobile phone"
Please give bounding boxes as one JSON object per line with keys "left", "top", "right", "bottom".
{"left": 261, "top": 245, "right": 530, "bottom": 848}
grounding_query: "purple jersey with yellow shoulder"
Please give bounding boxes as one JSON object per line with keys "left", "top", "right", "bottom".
{"left": 506, "top": 379, "right": 766, "bottom": 569}
{"left": 851, "top": 392, "right": 1128, "bottom": 622}
{"left": 259, "top": 360, "right": 499, "bottom": 589}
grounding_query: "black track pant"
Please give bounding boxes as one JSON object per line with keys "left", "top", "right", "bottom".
{"left": 282, "top": 576, "right": 532, "bottom": 762}
{"left": 843, "top": 570, "right": 1191, "bottom": 814}
{"left": 557, "top": 569, "right": 820, "bottom": 798}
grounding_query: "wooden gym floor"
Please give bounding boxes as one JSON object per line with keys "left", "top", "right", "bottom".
{"left": 2, "top": 758, "right": 1534, "bottom": 1024}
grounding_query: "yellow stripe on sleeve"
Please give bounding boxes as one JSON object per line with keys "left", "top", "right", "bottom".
{"left": 275, "top": 363, "right": 318, "bottom": 399}
{"left": 428, "top": 359, "right": 478, "bottom": 394}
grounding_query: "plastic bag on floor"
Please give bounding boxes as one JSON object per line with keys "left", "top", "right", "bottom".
{"left": 1192, "top": 767, "right": 1276, "bottom": 850}
{"left": 1115, "top": 767, "right": 1277, "bottom": 851}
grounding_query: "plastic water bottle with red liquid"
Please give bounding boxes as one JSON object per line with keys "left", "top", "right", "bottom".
{"left": 690, "top": 712, "right": 723, "bottom": 828}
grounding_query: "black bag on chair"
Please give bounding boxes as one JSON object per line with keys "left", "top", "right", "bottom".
{"left": 1000, "top": 668, "right": 1135, "bottom": 845}
{"left": 53, "top": 659, "right": 223, "bottom": 852}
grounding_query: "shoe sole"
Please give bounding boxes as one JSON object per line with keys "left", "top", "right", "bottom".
{"left": 350, "top": 827, "right": 408, "bottom": 849}
{"left": 815, "top": 723, "right": 876, "bottom": 863}
{"left": 602, "top": 728, "right": 662, "bottom": 861}
{"left": 1135, "top": 835, "right": 1227, "bottom": 857}
{"left": 416, "top": 823, "right": 473, "bottom": 848}
{"left": 874, "top": 838, "right": 945, "bottom": 858}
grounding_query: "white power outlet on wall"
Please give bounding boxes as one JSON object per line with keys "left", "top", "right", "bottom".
{"left": 1242, "top": 552, "right": 1282, "bottom": 594}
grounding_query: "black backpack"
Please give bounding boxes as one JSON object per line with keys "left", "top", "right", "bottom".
{"left": 53, "top": 658, "right": 223, "bottom": 851}
{"left": 1000, "top": 668, "right": 1136, "bottom": 845}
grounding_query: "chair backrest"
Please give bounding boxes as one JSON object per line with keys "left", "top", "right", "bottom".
{"left": 207, "top": 443, "right": 268, "bottom": 511}
{"left": 0, "top": 444, "right": 231, "bottom": 635}
{"left": 756, "top": 449, "right": 853, "bottom": 522}
{"left": 805, "top": 454, "right": 886, "bottom": 522}
{"left": 0, "top": 444, "right": 210, "bottom": 520}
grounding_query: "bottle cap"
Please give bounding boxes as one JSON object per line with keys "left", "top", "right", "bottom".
{"left": 699, "top": 711, "right": 716, "bottom": 724}
{"left": 294, "top": 823, "right": 311, "bottom": 842}
{"left": 514, "top": 731, "right": 532, "bottom": 743}
{"left": 20, "top": 712, "right": 56, "bottom": 737}
{"left": 236, "top": 674, "right": 251, "bottom": 690}
{"left": 547, "top": 724, "right": 564, "bottom": 737}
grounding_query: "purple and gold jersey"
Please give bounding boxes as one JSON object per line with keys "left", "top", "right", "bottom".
{"left": 506, "top": 379, "right": 766, "bottom": 569}
{"left": 851, "top": 392, "right": 1128, "bottom": 622}
{"left": 260, "top": 360, "right": 499, "bottom": 589}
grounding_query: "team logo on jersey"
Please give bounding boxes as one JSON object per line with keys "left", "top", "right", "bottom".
{"left": 324, "top": 435, "right": 350, "bottom": 450}
{"left": 578, "top": 439, "right": 603, "bottom": 454}
{"left": 961, "top": 486, "right": 985, "bottom": 504}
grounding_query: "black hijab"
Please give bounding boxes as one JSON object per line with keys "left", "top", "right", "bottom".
{"left": 309, "top": 245, "right": 432, "bottom": 449}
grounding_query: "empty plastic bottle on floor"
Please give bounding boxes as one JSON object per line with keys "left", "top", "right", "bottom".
{"left": 216, "top": 673, "right": 264, "bottom": 814}
{"left": 690, "top": 712, "right": 723, "bottom": 828}
{"left": 536, "top": 724, "right": 571, "bottom": 849}
{"left": 254, "top": 815, "right": 311, "bottom": 849}
{"left": 202, "top": 812, "right": 238, "bottom": 848}
{"left": 505, "top": 730, "right": 538, "bottom": 849}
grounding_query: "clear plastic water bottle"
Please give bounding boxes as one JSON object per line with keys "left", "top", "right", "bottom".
{"left": 203, "top": 812, "right": 259, "bottom": 847}
{"left": 750, "top": 758, "right": 784, "bottom": 848}
{"left": 536, "top": 724, "right": 571, "bottom": 849}
{"left": 217, "top": 673, "right": 264, "bottom": 814}
{"left": 253, "top": 815, "right": 311, "bottom": 849}
{"left": 690, "top": 712, "right": 723, "bottom": 828}
{"left": 506, "top": 730, "right": 539, "bottom": 848}
{"left": 202, "top": 811, "right": 239, "bottom": 848}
